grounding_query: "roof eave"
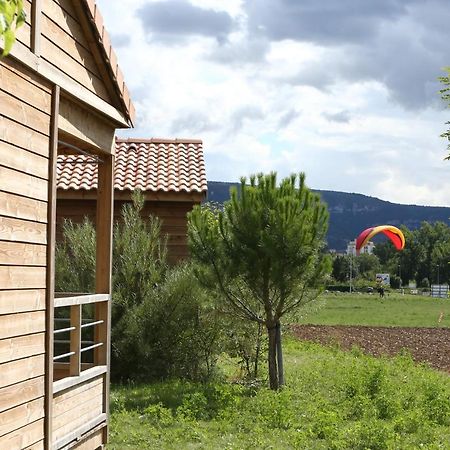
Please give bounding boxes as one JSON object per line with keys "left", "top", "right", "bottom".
{"left": 80, "top": 0, "right": 136, "bottom": 126}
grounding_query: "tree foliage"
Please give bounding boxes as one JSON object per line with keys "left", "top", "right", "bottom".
{"left": 440, "top": 68, "right": 450, "bottom": 157}
{"left": 0, "top": 0, "right": 25, "bottom": 56}
{"left": 188, "top": 172, "right": 331, "bottom": 389}
{"left": 56, "top": 192, "right": 222, "bottom": 382}
{"left": 332, "top": 253, "right": 380, "bottom": 284}
{"left": 374, "top": 222, "right": 450, "bottom": 287}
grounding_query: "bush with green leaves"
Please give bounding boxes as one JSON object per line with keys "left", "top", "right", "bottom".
{"left": 222, "top": 316, "right": 266, "bottom": 380}
{"left": 0, "top": 0, "right": 26, "bottom": 56}
{"left": 55, "top": 219, "right": 96, "bottom": 292}
{"left": 112, "top": 262, "right": 223, "bottom": 381}
{"left": 56, "top": 191, "right": 223, "bottom": 382}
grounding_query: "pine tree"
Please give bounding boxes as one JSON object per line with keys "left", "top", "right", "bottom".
{"left": 188, "top": 172, "right": 331, "bottom": 389}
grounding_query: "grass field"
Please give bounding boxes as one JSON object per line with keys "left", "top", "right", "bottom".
{"left": 296, "top": 293, "right": 450, "bottom": 328}
{"left": 108, "top": 294, "right": 450, "bottom": 449}
{"left": 108, "top": 339, "right": 450, "bottom": 449}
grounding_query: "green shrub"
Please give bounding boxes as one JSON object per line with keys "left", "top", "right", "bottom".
{"left": 55, "top": 218, "right": 96, "bottom": 292}
{"left": 114, "top": 263, "right": 223, "bottom": 382}
{"left": 222, "top": 316, "right": 266, "bottom": 380}
{"left": 56, "top": 192, "right": 223, "bottom": 382}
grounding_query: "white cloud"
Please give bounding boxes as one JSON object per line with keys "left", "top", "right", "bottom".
{"left": 96, "top": 0, "right": 450, "bottom": 207}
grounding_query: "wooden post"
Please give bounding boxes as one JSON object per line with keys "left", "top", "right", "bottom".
{"left": 31, "top": 0, "right": 42, "bottom": 56}
{"left": 95, "top": 152, "right": 114, "bottom": 442}
{"left": 44, "top": 84, "right": 59, "bottom": 450}
{"left": 69, "top": 305, "right": 81, "bottom": 376}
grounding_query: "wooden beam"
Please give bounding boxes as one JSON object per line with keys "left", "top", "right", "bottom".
{"left": 31, "top": 0, "right": 42, "bottom": 55}
{"left": 57, "top": 189, "right": 206, "bottom": 203}
{"left": 95, "top": 153, "right": 113, "bottom": 443}
{"left": 58, "top": 97, "right": 115, "bottom": 155}
{"left": 54, "top": 293, "right": 109, "bottom": 308}
{"left": 69, "top": 305, "right": 81, "bottom": 377}
{"left": 44, "top": 84, "right": 59, "bottom": 450}
{"left": 53, "top": 366, "right": 107, "bottom": 395}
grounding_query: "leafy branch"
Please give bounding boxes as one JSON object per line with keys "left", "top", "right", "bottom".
{"left": 0, "top": 0, "right": 26, "bottom": 57}
{"left": 439, "top": 67, "right": 450, "bottom": 158}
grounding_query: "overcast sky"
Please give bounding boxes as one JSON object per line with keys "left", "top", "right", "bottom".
{"left": 96, "top": 0, "right": 449, "bottom": 206}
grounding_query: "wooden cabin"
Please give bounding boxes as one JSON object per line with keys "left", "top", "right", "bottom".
{"left": 57, "top": 138, "right": 208, "bottom": 263}
{"left": 0, "top": 1, "right": 134, "bottom": 449}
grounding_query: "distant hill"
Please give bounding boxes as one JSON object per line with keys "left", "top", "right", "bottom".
{"left": 207, "top": 181, "right": 450, "bottom": 252}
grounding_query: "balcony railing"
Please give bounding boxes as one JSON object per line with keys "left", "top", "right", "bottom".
{"left": 51, "top": 293, "right": 110, "bottom": 449}
{"left": 53, "top": 293, "right": 109, "bottom": 383}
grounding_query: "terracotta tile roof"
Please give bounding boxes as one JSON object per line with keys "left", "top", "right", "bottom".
{"left": 57, "top": 138, "right": 208, "bottom": 194}
{"left": 81, "top": 0, "right": 135, "bottom": 124}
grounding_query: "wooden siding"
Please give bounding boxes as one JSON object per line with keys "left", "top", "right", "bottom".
{"left": 57, "top": 198, "right": 196, "bottom": 263}
{"left": 0, "top": 419, "right": 44, "bottom": 450}
{"left": 0, "top": 59, "right": 51, "bottom": 448}
{"left": 0, "top": 333, "right": 45, "bottom": 364}
{"left": 52, "top": 375, "right": 104, "bottom": 442}
{"left": 71, "top": 428, "right": 103, "bottom": 450}
{"left": 15, "top": 0, "right": 33, "bottom": 50}
{"left": 41, "top": 0, "right": 111, "bottom": 104}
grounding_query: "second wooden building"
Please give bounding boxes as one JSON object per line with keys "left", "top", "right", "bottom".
{"left": 57, "top": 137, "right": 208, "bottom": 263}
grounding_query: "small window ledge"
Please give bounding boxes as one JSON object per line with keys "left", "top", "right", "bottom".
{"left": 53, "top": 365, "right": 107, "bottom": 394}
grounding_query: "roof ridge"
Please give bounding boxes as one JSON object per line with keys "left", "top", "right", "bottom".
{"left": 116, "top": 137, "right": 203, "bottom": 144}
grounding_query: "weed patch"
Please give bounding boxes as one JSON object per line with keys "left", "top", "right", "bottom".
{"left": 108, "top": 339, "right": 450, "bottom": 449}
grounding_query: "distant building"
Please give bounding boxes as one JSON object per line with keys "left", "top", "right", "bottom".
{"left": 347, "top": 239, "right": 375, "bottom": 256}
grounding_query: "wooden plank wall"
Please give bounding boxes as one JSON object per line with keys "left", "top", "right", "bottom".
{"left": 15, "top": 0, "right": 33, "bottom": 50}
{"left": 52, "top": 375, "right": 104, "bottom": 443}
{"left": 71, "top": 428, "right": 103, "bottom": 450}
{"left": 0, "top": 59, "right": 52, "bottom": 450}
{"left": 56, "top": 199, "right": 196, "bottom": 263}
{"left": 40, "top": 0, "right": 111, "bottom": 104}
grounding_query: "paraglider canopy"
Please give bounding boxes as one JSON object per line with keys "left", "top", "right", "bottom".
{"left": 356, "top": 225, "right": 405, "bottom": 254}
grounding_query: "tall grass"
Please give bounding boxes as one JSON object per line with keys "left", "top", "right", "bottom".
{"left": 108, "top": 339, "right": 450, "bottom": 449}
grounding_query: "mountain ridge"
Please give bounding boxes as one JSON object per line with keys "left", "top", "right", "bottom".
{"left": 206, "top": 181, "right": 450, "bottom": 251}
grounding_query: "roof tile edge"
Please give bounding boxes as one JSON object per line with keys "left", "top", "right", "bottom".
{"left": 81, "top": 0, "right": 136, "bottom": 125}
{"left": 115, "top": 137, "right": 203, "bottom": 144}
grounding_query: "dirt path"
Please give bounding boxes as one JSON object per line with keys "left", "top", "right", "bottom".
{"left": 291, "top": 325, "right": 450, "bottom": 373}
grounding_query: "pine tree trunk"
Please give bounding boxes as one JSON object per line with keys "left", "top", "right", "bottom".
{"left": 254, "top": 322, "right": 262, "bottom": 379}
{"left": 276, "top": 322, "right": 284, "bottom": 387}
{"left": 267, "top": 325, "right": 279, "bottom": 390}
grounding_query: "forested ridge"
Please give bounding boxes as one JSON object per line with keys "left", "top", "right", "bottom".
{"left": 207, "top": 181, "right": 450, "bottom": 251}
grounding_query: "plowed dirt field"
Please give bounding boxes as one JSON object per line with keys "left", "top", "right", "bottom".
{"left": 291, "top": 325, "right": 450, "bottom": 373}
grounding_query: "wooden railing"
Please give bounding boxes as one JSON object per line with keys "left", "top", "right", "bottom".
{"left": 53, "top": 293, "right": 109, "bottom": 381}
{"left": 51, "top": 293, "right": 110, "bottom": 449}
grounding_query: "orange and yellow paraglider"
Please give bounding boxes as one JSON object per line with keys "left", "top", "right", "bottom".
{"left": 356, "top": 225, "right": 405, "bottom": 255}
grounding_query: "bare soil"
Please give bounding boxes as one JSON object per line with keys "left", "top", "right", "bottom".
{"left": 291, "top": 325, "right": 450, "bottom": 374}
